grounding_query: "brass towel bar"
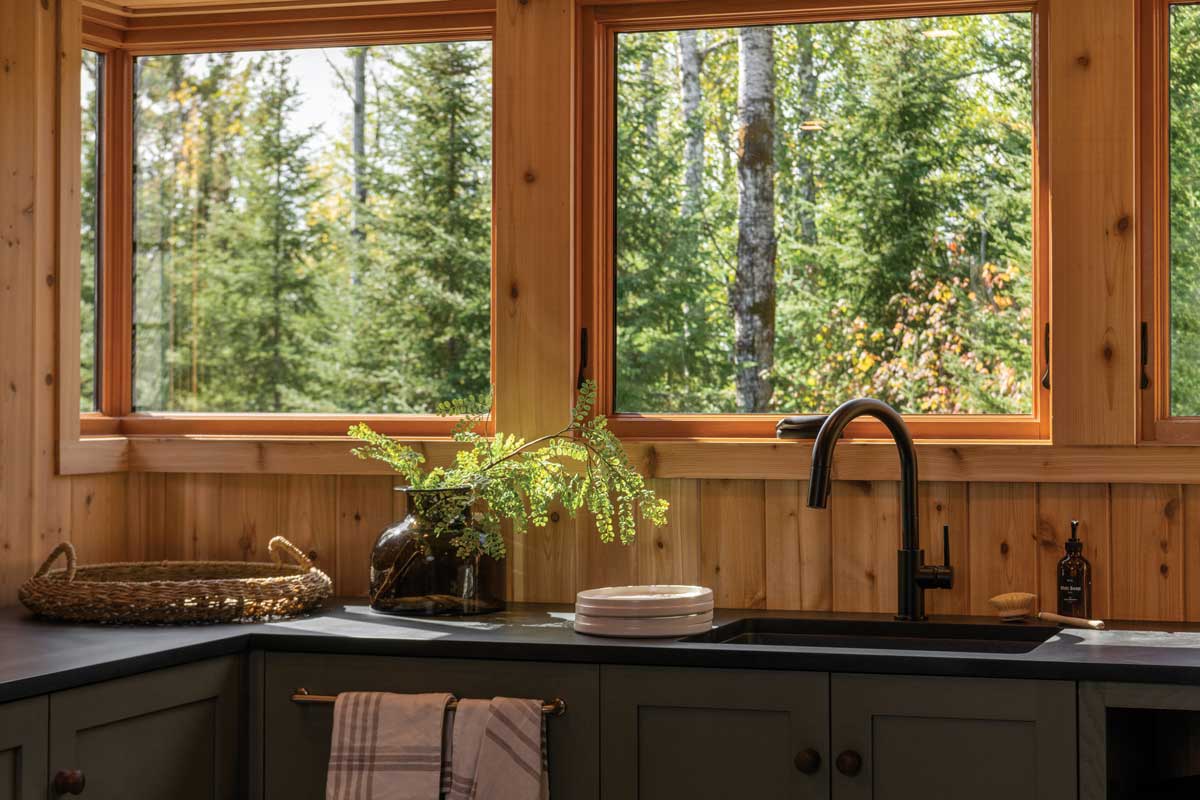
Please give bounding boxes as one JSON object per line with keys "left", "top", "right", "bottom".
{"left": 291, "top": 688, "right": 567, "bottom": 717}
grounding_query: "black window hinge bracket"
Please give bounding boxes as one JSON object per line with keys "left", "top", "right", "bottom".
{"left": 1141, "top": 321, "right": 1151, "bottom": 390}
{"left": 576, "top": 327, "right": 589, "bottom": 389}
{"left": 1040, "top": 322, "right": 1050, "bottom": 390}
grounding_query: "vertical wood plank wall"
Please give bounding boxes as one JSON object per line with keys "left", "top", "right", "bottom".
{"left": 0, "top": 0, "right": 132, "bottom": 609}
{"left": 54, "top": 473, "right": 1188, "bottom": 623}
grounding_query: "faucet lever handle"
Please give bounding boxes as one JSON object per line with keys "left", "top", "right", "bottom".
{"left": 942, "top": 525, "right": 951, "bottom": 568}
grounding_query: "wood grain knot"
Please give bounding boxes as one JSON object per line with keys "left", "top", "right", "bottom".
{"left": 1116, "top": 214, "right": 1131, "bottom": 233}
{"left": 307, "top": 550, "right": 319, "bottom": 561}
{"left": 509, "top": 282, "right": 519, "bottom": 299}
{"left": 523, "top": 170, "right": 536, "bottom": 183}
{"left": 1076, "top": 53, "right": 1090, "bottom": 68}
{"left": 550, "top": 511, "right": 560, "bottom": 523}
{"left": 353, "top": 512, "right": 362, "bottom": 522}
{"left": 1165, "top": 497, "right": 1179, "bottom": 518}
{"left": 45, "top": 274, "right": 54, "bottom": 287}
{"left": 1161, "top": 563, "right": 1170, "bottom": 577}
{"left": 1000, "top": 541, "right": 1009, "bottom": 555}
{"left": 43, "top": 373, "right": 53, "bottom": 386}
{"left": 1103, "top": 344, "right": 1113, "bottom": 362}
{"left": 656, "top": 538, "right": 664, "bottom": 550}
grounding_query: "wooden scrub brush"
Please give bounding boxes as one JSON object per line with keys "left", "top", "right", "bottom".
{"left": 989, "top": 592, "right": 1106, "bottom": 630}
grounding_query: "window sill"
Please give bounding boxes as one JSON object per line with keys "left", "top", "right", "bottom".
{"left": 59, "top": 432, "right": 1200, "bottom": 483}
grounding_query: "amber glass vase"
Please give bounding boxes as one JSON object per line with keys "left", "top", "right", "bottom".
{"left": 368, "top": 487, "right": 506, "bottom": 616}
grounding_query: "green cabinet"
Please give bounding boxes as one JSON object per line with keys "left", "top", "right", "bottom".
{"left": 600, "top": 665, "right": 830, "bottom": 800}
{"left": 0, "top": 696, "right": 47, "bottom": 800}
{"left": 47, "top": 657, "right": 241, "bottom": 799}
{"left": 599, "top": 668, "right": 1077, "bottom": 800}
{"left": 261, "top": 652, "right": 600, "bottom": 800}
{"left": 830, "top": 674, "right": 1076, "bottom": 800}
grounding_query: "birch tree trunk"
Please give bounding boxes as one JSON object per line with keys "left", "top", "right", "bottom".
{"left": 732, "top": 26, "right": 777, "bottom": 412}
{"left": 794, "top": 25, "right": 818, "bottom": 247}
{"left": 678, "top": 29, "right": 705, "bottom": 216}
{"left": 352, "top": 47, "right": 368, "bottom": 239}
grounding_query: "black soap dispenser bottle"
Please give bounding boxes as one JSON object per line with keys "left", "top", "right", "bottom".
{"left": 1057, "top": 519, "right": 1092, "bottom": 618}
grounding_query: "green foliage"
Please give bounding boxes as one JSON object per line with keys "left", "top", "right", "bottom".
{"left": 128, "top": 43, "right": 491, "bottom": 414}
{"left": 349, "top": 380, "right": 670, "bottom": 558}
{"left": 1171, "top": 5, "right": 1200, "bottom": 415}
{"left": 79, "top": 50, "right": 101, "bottom": 412}
{"left": 615, "top": 14, "right": 1035, "bottom": 415}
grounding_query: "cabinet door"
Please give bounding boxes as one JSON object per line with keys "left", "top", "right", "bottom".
{"left": 48, "top": 657, "right": 240, "bottom": 800}
{"left": 0, "top": 696, "right": 47, "bottom": 800}
{"left": 601, "top": 665, "right": 830, "bottom": 800}
{"left": 831, "top": 674, "right": 1075, "bottom": 800}
{"left": 263, "top": 653, "right": 600, "bottom": 800}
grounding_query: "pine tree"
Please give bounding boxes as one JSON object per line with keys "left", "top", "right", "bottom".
{"left": 201, "top": 52, "right": 326, "bottom": 412}
{"left": 340, "top": 41, "right": 492, "bottom": 413}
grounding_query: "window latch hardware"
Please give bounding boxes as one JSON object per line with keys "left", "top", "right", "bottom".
{"left": 1040, "top": 322, "right": 1050, "bottom": 390}
{"left": 576, "top": 327, "right": 589, "bottom": 390}
{"left": 1141, "top": 321, "right": 1150, "bottom": 390}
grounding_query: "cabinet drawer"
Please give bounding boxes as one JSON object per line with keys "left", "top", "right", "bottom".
{"left": 262, "top": 653, "right": 599, "bottom": 800}
{"left": 831, "top": 673, "right": 1076, "bottom": 800}
{"left": 600, "top": 665, "right": 830, "bottom": 800}
{"left": 48, "top": 656, "right": 241, "bottom": 800}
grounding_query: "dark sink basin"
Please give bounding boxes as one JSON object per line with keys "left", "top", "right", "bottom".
{"left": 683, "top": 617, "right": 1059, "bottom": 654}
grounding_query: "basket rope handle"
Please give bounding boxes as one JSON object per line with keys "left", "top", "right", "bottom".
{"left": 34, "top": 542, "right": 77, "bottom": 581}
{"left": 269, "top": 536, "right": 314, "bottom": 570}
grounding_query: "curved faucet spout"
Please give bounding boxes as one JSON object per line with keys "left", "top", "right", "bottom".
{"left": 801, "top": 397, "right": 946, "bottom": 621}
{"left": 806, "top": 398, "right": 917, "bottom": 548}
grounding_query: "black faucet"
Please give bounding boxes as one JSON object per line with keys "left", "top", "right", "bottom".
{"left": 796, "top": 398, "right": 953, "bottom": 621}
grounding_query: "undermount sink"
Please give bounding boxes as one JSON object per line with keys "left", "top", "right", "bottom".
{"left": 683, "top": 617, "right": 1060, "bottom": 654}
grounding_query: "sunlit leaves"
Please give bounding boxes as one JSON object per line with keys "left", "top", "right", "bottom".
{"left": 349, "top": 380, "right": 669, "bottom": 557}
{"left": 615, "top": 14, "right": 1035, "bottom": 415}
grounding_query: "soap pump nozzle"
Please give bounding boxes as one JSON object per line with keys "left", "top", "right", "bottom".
{"left": 1066, "top": 519, "right": 1082, "bottom": 554}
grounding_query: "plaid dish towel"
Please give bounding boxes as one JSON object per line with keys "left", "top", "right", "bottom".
{"left": 473, "top": 698, "right": 550, "bottom": 800}
{"left": 442, "top": 699, "right": 490, "bottom": 800}
{"left": 326, "top": 691, "right": 453, "bottom": 800}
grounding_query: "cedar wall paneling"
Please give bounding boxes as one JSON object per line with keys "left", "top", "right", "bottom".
{"left": 0, "top": 0, "right": 129, "bottom": 608}
{"left": 75, "top": 474, "right": 1200, "bottom": 623}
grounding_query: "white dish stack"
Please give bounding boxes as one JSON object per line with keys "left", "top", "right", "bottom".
{"left": 573, "top": 585, "right": 714, "bottom": 638}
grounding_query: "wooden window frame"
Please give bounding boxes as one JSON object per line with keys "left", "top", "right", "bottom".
{"left": 69, "top": 0, "right": 497, "bottom": 448}
{"left": 1139, "top": 0, "right": 1200, "bottom": 443}
{"left": 577, "top": 0, "right": 1051, "bottom": 441}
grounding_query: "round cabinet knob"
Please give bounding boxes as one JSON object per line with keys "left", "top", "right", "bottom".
{"left": 793, "top": 748, "right": 822, "bottom": 775}
{"left": 835, "top": 750, "right": 863, "bottom": 777}
{"left": 53, "top": 769, "right": 86, "bottom": 795}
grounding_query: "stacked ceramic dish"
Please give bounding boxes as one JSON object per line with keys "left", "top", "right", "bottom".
{"left": 573, "top": 585, "right": 714, "bottom": 638}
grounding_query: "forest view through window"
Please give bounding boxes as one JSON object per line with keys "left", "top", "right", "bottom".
{"left": 81, "top": 49, "right": 102, "bottom": 413}
{"left": 615, "top": 14, "right": 1035, "bottom": 415}
{"left": 1170, "top": 4, "right": 1200, "bottom": 416}
{"left": 132, "top": 42, "right": 492, "bottom": 414}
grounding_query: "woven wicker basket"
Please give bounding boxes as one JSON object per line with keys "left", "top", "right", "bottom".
{"left": 19, "top": 536, "right": 332, "bottom": 624}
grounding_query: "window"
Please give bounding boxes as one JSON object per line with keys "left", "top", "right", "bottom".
{"left": 1169, "top": 4, "right": 1200, "bottom": 419}
{"left": 80, "top": 49, "right": 103, "bottom": 413}
{"left": 129, "top": 43, "right": 492, "bottom": 416}
{"left": 586, "top": 3, "right": 1048, "bottom": 438}
{"left": 1142, "top": 0, "right": 1200, "bottom": 441}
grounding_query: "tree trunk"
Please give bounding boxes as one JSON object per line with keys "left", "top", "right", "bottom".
{"left": 794, "top": 25, "right": 818, "bottom": 247}
{"left": 678, "top": 29, "right": 705, "bottom": 216}
{"left": 732, "top": 26, "right": 777, "bottom": 413}
{"left": 352, "top": 48, "right": 368, "bottom": 239}
{"left": 641, "top": 53, "right": 658, "bottom": 148}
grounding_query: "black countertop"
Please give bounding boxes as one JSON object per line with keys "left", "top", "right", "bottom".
{"left": 5, "top": 601, "right": 1200, "bottom": 703}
